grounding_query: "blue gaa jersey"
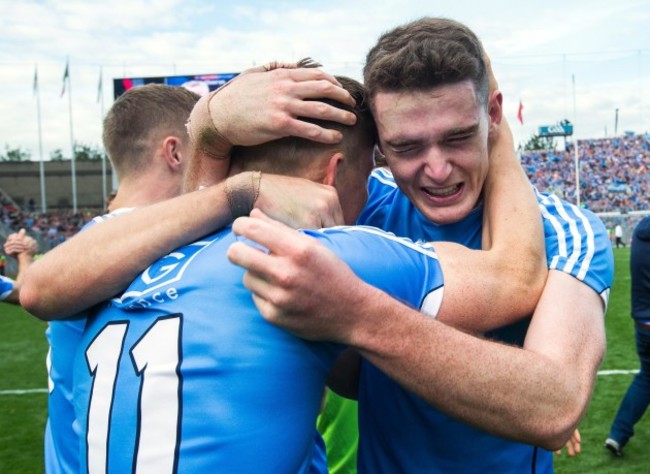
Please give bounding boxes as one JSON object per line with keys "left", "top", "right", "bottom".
{"left": 73, "top": 225, "right": 444, "bottom": 474}
{"left": 0, "top": 275, "right": 14, "bottom": 301}
{"left": 356, "top": 168, "right": 614, "bottom": 474}
{"left": 45, "top": 208, "right": 134, "bottom": 474}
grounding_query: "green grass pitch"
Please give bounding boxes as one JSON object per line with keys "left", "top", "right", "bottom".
{"left": 0, "top": 248, "right": 647, "bottom": 472}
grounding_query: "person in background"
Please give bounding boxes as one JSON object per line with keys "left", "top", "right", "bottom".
{"left": 615, "top": 223, "right": 626, "bottom": 248}
{"left": 605, "top": 215, "right": 650, "bottom": 456}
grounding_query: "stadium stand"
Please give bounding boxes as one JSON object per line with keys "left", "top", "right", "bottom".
{"left": 521, "top": 132, "right": 650, "bottom": 245}
{"left": 1, "top": 132, "right": 648, "bottom": 253}
{"left": 1, "top": 186, "right": 92, "bottom": 253}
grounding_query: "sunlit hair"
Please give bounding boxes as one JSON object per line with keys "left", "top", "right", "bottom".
{"left": 103, "top": 84, "right": 199, "bottom": 179}
{"left": 364, "top": 17, "right": 488, "bottom": 108}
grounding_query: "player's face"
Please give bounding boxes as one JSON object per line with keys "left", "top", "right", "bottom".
{"left": 373, "top": 81, "right": 491, "bottom": 225}
{"left": 337, "top": 145, "right": 375, "bottom": 225}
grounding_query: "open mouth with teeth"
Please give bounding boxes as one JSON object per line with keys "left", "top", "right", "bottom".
{"left": 423, "top": 183, "right": 463, "bottom": 199}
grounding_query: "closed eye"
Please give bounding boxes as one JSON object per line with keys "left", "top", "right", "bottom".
{"left": 387, "top": 142, "right": 422, "bottom": 157}
{"left": 445, "top": 125, "right": 480, "bottom": 145}
{"left": 447, "top": 133, "right": 472, "bottom": 144}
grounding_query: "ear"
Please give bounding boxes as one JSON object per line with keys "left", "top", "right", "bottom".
{"left": 487, "top": 90, "right": 503, "bottom": 135}
{"left": 162, "top": 136, "right": 184, "bottom": 172}
{"left": 324, "top": 152, "right": 345, "bottom": 187}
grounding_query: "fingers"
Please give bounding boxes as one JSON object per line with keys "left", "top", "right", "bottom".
{"left": 228, "top": 240, "right": 272, "bottom": 275}
{"left": 3, "top": 247, "right": 19, "bottom": 256}
{"left": 318, "top": 201, "right": 345, "bottom": 227}
{"left": 279, "top": 67, "right": 349, "bottom": 94}
{"left": 290, "top": 97, "right": 357, "bottom": 125}
{"left": 249, "top": 209, "right": 292, "bottom": 229}
{"left": 232, "top": 216, "right": 304, "bottom": 256}
{"left": 286, "top": 72, "right": 355, "bottom": 106}
{"left": 571, "top": 430, "right": 581, "bottom": 456}
{"left": 270, "top": 74, "right": 357, "bottom": 144}
{"left": 554, "top": 430, "right": 581, "bottom": 457}
{"left": 243, "top": 65, "right": 355, "bottom": 107}
{"left": 4, "top": 242, "right": 26, "bottom": 256}
{"left": 4, "top": 229, "right": 38, "bottom": 256}
{"left": 242, "top": 59, "right": 321, "bottom": 75}
{"left": 277, "top": 119, "right": 346, "bottom": 145}
{"left": 240, "top": 62, "right": 302, "bottom": 76}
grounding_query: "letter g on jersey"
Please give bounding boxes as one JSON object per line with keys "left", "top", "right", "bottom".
{"left": 142, "top": 252, "right": 186, "bottom": 285}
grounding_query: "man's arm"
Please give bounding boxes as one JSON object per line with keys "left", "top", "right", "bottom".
{"left": 227, "top": 215, "right": 603, "bottom": 448}
{"left": 434, "top": 118, "right": 546, "bottom": 333}
{"left": 231, "top": 118, "right": 547, "bottom": 336}
{"left": 346, "top": 271, "right": 603, "bottom": 450}
{"left": 20, "top": 174, "right": 343, "bottom": 320}
{"left": 21, "top": 64, "right": 354, "bottom": 320}
{"left": 189, "top": 62, "right": 357, "bottom": 162}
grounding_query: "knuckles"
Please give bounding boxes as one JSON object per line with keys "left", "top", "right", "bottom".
{"left": 268, "top": 111, "right": 293, "bottom": 135}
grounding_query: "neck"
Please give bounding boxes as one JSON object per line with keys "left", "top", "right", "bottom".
{"left": 109, "top": 172, "right": 181, "bottom": 211}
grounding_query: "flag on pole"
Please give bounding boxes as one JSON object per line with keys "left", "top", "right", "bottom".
{"left": 517, "top": 100, "right": 524, "bottom": 125}
{"left": 60, "top": 59, "right": 69, "bottom": 97}
{"left": 97, "top": 66, "right": 103, "bottom": 103}
{"left": 33, "top": 67, "right": 38, "bottom": 96}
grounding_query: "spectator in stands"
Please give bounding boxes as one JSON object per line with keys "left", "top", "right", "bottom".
{"left": 521, "top": 133, "right": 650, "bottom": 214}
{"left": 0, "top": 188, "right": 93, "bottom": 251}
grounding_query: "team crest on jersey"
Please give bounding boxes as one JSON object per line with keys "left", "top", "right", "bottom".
{"left": 113, "top": 239, "right": 216, "bottom": 308}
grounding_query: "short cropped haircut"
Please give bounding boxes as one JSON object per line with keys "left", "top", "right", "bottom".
{"left": 364, "top": 17, "right": 489, "bottom": 108}
{"left": 103, "top": 84, "right": 200, "bottom": 178}
{"left": 230, "top": 76, "right": 376, "bottom": 176}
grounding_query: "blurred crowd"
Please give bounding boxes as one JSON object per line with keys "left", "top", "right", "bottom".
{"left": 521, "top": 132, "right": 650, "bottom": 245}
{"left": 1, "top": 133, "right": 649, "bottom": 252}
{"left": 1, "top": 191, "right": 94, "bottom": 251}
{"left": 522, "top": 132, "right": 650, "bottom": 213}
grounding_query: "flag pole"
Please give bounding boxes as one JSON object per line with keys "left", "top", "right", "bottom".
{"left": 63, "top": 57, "right": 78, "bottom": 213}
{"left": 34, "top": 66, "right": 47, "bottom": 213}
{"left": 572, "top": 74, "right": 580, "bottom": 208}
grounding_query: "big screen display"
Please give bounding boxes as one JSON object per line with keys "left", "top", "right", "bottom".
{"left": 113, "top": 72, "right": 239, "bottom": 99}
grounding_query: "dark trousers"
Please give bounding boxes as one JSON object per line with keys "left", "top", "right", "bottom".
{"left": 608, "top": 324, "right": 650, "bottom": 446}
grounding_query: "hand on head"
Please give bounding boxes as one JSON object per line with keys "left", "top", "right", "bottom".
{"left": 196, "top": 60, "right": 358, "bottom": 150}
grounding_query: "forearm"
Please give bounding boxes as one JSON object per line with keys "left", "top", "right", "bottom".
{"left": 435, "top": 119, "right": 546, "bottom": 333}
{"left": 21, "top": 183, "right": 234, "bottom": 319}
{"left": 13, "top": 253, "right": 34, "bottom": 289}
{"left": 350, "top": 287, "right": 584, "bottom": 449}
{"left": 481, "top": 120, "right": 546, "bottom": 312}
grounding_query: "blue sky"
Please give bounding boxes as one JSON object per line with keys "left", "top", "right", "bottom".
{"left": 2, "top": 0, "right": 649, "bottom": 160}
